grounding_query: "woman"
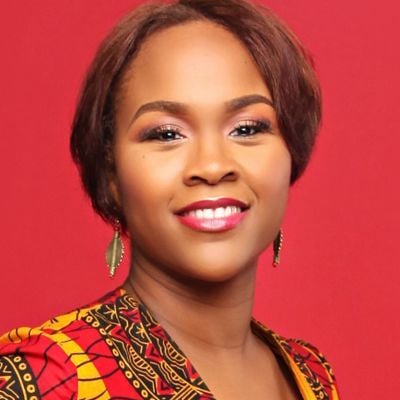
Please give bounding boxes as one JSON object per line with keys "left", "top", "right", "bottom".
{"left": 0, "top": 0, "right": 339, "bottom": 399}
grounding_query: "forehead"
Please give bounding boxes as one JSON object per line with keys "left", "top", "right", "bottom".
{"left": 118, "top": 21, "right": 270, "bottom": 109}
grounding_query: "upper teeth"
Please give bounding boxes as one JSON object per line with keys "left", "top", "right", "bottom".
{"left": 185, "top": 206, "right": 242, "bottom": 219}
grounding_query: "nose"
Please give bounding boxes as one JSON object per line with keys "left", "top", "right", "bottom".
{"left": 182, "top": 136, "right": 239, "bottom": 186}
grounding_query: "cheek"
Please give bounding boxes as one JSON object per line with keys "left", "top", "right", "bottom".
{"left": 112, "top": 147, "right": 144, "bottom": 213}
{"left": 250, "top": 143, "right": 291, "bottom": 223}
{"left": 113, "top": 148, "right": 180, "bottom": 216}
{"left": 249, "top": 141, "right": 291, "bottom": 193}
{"left": 269, "top": 154, "right": 291, "bottom": 209}
{"left": 259, "top": 176, "right": 289, "bottom": 231}
{"left": 266, "top": 157, "right": 291, "bottom": 207}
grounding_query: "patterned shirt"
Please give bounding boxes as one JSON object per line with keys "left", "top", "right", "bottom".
{"left": 0, "top": 288, "right": 340, "bottom": 399}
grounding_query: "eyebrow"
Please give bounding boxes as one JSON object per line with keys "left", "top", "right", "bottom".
{"left": 225, "top": 94, "right": 274, "bottom": 113}
{"left": 129, "top": 94, "right": 274, "bottom": 126}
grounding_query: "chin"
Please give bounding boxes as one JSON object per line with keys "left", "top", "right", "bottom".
{"left": 171, "top": 251, "right": 258, "bottom": 285}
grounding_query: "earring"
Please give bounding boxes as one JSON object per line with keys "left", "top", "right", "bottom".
{"left": 272, "top": 230, "right": 283, "bottom": 267}
{"left": 105, "top": 219, "right": 125, "bottom": 278}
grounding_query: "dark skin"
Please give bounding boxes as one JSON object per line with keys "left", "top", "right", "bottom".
{"left": 112, "top": 21, "right": 300, "bottom": 399}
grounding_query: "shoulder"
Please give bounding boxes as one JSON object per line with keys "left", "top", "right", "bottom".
{"left": 283, "top": 336, "right": 340, "bottom": 399}
{"left": 0, "top": 287, "right": 123, "bottom": 399}
{"left": 252, "top": 319, "right": 340, "bottom": 400}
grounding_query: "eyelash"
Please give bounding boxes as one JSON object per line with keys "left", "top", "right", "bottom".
{"left": 230, "top": 120, "right": 272, "bottom": 138}
{"left": 140, "top": 125, "right": 183, "bottom": 142}
{"left": 140, "top": 119, "right": 272, "bottom": 142}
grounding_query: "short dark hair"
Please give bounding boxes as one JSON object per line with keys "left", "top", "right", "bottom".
{"left": 70, "top": 0, "right": 321, "bottom": 229}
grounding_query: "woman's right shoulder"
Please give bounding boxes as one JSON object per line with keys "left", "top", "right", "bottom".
{"left": 0, "top": 287, "right": 124, "bottom": 399}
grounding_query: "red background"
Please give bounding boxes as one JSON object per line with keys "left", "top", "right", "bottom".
{"left": 0, "top": 1, "right": 399, "bottom": 398}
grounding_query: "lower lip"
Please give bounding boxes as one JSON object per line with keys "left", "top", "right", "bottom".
{"left": 176, "top": 210, "right": 248, "bottom": 232}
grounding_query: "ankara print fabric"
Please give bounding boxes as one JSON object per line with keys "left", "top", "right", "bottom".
{"left": 0, "top": 288, "right": 340, "bottom": 399}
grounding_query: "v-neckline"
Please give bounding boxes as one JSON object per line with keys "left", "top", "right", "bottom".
{"left": 112, "top": 289, "right": 326, "bottom": 400}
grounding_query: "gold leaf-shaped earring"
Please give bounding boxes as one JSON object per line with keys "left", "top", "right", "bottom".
{"left": 272, "top": 229, "right": 283, "bottom": 267}
{"left": 106, "top": 219, "right": 125, "bottom": 278}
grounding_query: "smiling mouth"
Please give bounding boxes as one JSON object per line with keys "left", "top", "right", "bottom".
{"left": 182, "top": 205, "right": 243, "bottom": 219}
{"left": 176, "top": 198, "right": 249, "bottom": 232}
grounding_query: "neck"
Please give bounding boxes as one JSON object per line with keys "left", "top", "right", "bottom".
{"left": 124, "top": 254, "right": 258, "bottom": 354}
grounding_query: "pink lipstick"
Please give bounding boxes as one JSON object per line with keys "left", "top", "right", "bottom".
{"left": 176, "top": 198, "right": 249, "bottom": 232}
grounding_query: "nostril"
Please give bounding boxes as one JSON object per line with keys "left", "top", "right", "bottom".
{"left": 188, "top": 175, "right": 207, "bottom": 185}
{"left": 188, "top": 170, "right": 237, "bottom": 186}
{"left": 182, "top": 154, "right": 239, "bottom": 186}
{"left": 223, "top": 171, "right": 237, "bottom": 181}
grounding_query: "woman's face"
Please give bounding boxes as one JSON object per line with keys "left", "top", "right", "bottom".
{"left": 112, "top": 21, "right": 291, "bottom": 283}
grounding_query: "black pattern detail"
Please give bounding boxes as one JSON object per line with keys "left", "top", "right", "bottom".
{"left": 0, "top": 353, "right": 41, "bottom": 400}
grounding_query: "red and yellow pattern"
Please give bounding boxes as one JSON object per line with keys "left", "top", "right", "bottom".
{"left": 0, "top": 288, "right": 340, "bottom": 399}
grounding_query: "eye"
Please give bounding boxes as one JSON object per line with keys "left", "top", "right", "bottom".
{"left": 140, "top": 125, "right": 185, "bottom": 142}
{"left": 229, "top": 120, "right": 272, "bottom": 138}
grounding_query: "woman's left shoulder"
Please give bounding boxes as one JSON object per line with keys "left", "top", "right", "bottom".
{"left": 278, "top": 334, "right": 341, "bottom": 400}
{"left": 252, "top": 319, "right": 340, "bottom": 399}
{"left": 286, "top": 338, "right": 338, "bottom": 384}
